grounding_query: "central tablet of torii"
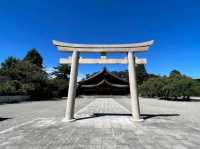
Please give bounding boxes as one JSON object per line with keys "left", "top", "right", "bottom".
{"left": 53, "top": 40, "right": 154, "bottom": 122}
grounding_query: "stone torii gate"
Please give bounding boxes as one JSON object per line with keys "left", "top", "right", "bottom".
{"left": 53, "top": 40, "right": 154, "bottom": 122}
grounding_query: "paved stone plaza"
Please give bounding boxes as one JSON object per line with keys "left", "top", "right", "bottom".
{"left": 0, "top": 96, "right": 200, "bottom": 149}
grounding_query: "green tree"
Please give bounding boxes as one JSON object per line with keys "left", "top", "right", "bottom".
{"left": 176, "top": 76, "right": 195, "bottom": 99}
{"left": 48, "top": 64, "right": 71, "bottom": 97}
{"left": 139, "top": 77, "right": 164, "bottom": 97}
{"left": 0, "top": 80, "right": 25, "bottom": 95}
{"left": 136, "top": 64, "right": 149, "bottom": 85}
{"left": 23, "top": 48, "right": 43, "bottom": 68}
{"left": 140, "top": 70, "right": 196, "bottom": 100}
{"left": 0, "top": 56, "right": 48, "bottom": 97}
{"left": 0, "top": 57, "right": 19, "bottom": 76}
{"left": 45, "top": 79, "right": 69, "bottom": 97}
{"left": 161, "top": 70, "right": 183, "bottom": 99}
{"left": 160, "top": 71, "right": 194, "bottom": 100}
{"left": 191, "top": 81, "right": 200, "bottom": 96}
{"left": 52, "top": 64, "right": 70, "bottom": 80}
{"left": 169, "top": 70, "right": 182, "bottom": 80}
{"left": 111, "top": 64, "right": 148, "bottom": 84}
{"left": 1, "top": 60, "right": 47, "bottom": 84}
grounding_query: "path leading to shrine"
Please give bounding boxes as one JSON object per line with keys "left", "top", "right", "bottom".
{"left": 0, "top": 97, "right": 200, "bottom": 148}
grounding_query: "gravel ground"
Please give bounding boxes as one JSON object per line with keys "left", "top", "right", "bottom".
{"left": 0, "top": 97, "right": 94, "bottom": 131}
{"left": 0, "top": 96, "right": 200, "bottom": 149}
{"left": 1, "top": 96, "right": 200, "bottom": 132}
{"left": 114, "top": 97, "right": 200, "bottom": 123}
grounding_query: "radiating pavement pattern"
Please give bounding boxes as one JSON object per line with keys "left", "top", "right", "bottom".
{"left": 0, "top": 97, "right": 200, "bottom": 149}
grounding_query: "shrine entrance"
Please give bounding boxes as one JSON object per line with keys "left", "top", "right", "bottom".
{"left": 53, "top": 40, "right": 154, "bottom": 122}
{"left": 77, "top": 67, "right": 130, "bottom": 95}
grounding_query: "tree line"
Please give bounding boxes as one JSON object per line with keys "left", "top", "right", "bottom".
{"left": 111, "top": 68, "right": 200, "bottom": 100}
{"left": 0, "top": 48, "right": 200, "bottom": 100}
{"left": 139, "top": 70, "right": 200, "bottom": 100}
{"left": 0, "top": 49, "right": 70, "bottom": 99}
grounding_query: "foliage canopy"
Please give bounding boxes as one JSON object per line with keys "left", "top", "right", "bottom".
{"left": 139, "top": 70, "right": 199, "bottom": 100}
{"left": 23, "top": 48, "right": 43, "bottom": 68}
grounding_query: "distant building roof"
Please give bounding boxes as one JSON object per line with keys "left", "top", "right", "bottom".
{"left": 77, "top": 68, "right": 129, "bottom": 95}
{"left": 78, "top": 67, "right": 128, "bottom": 85}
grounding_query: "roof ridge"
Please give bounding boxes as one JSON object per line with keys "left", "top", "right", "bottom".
{"left": 81, "top": 79, "right": 129, "bottom": 88}
{"left": 78, "top": 68, "right": 128, "bottom": 84}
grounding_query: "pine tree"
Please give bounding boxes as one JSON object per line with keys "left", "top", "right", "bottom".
{"left": 23, "top": 48, "right": 43, "bottom": 68}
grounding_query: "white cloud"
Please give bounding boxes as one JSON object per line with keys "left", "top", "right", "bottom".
{"left": 77, "top": 73, "right": 85, "bottom": 81}
{"left": 44, "top": 67, "right": 54, "bottom": 74}
{"left": 44, "top": 67, "right": 86, "bottom": 81}
{"left": 44, "top": 67, "right": 56, "bottom": 79}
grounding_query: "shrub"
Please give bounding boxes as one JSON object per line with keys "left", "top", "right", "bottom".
{"left": 140, "top": 70, "right": 197, "bottom": 100}
{"left": 139, "top": 77, "right": 164, "bottom": 97}
{"left": 0, "top": 80, "right": 24, "bottom": 95}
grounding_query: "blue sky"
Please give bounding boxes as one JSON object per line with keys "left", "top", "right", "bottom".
{"left": 0, "top": 0, "right": 200, "bottom": 79}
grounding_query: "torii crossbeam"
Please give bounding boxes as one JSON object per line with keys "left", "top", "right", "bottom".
{"left": 53, "top": 40, "right": 154, "bottom": 122}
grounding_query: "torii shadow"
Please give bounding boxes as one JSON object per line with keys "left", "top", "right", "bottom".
{"left": 75, "top": 113, "right": 180, "bottom": 121}
{"left": 0, "top": 117, "right": 12, "bottom": 122}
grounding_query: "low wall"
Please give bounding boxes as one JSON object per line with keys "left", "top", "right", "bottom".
{"left": 0, "top": 96, "right": 31, "bottom": 104}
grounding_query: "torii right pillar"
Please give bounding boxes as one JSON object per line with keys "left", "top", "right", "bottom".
{"left": 128, "top": 51, "right": 143, "bottom": 121}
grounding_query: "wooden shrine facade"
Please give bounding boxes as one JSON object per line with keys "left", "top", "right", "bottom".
{"left": 77, "top": 68, "right": 129, "bottom": 95}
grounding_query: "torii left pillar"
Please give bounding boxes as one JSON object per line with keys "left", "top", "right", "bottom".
{"left": 63, "top": 51, "right": 80, "bottom": 122}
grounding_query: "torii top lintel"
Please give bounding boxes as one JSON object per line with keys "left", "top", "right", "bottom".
{"left": 53, "top": 40, "right": 154, "bottom": 53}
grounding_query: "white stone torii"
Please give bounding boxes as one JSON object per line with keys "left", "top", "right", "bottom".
{"left": 53, "top": 40, "right": 154, "bottom": 122}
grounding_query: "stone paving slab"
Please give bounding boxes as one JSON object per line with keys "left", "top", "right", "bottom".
{"left": 0, "top": 98, "right": 94, "bottom": 132}
{"left": 0, "top": 98, "right": 200, "bottom": 149}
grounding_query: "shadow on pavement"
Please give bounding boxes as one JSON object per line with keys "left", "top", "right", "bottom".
{"left": 75, "top": 113, "right": 180, "bottom": 121}
{"left": 141, "top": 113, "right": 180, "bottom": 120}
{"left": 0, "top": 117, "right": 12, "bottom": 122}
{"left": 159, "top": 98, "right": 200, "bottom": 102}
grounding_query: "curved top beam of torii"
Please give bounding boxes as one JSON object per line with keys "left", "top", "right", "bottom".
{"left": 53, "top": 40, "right": 154, "bottom": 53}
